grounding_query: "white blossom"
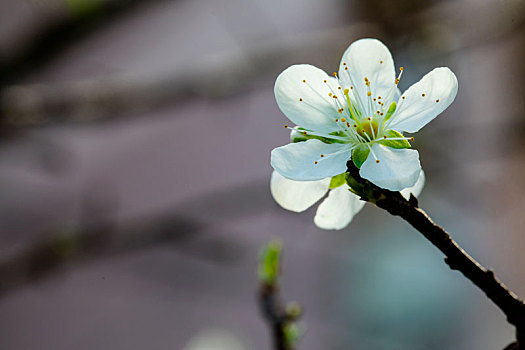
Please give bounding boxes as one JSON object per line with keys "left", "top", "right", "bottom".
{"left": 271, "top": 38, "right": 458, "bottom": 191}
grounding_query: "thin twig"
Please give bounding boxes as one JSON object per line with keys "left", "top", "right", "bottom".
{"left": 258, "top": 240, "right": 301, "bottom": 350}
{"left": 259, "top": 284, "right": 290, "bottom": 350}
{"left": 346, "top": 161, "right": 525, "bottom": 349}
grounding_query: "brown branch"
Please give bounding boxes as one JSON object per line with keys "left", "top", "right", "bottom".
{"left": 259, "top": 284, "right": 291, "bottom": 350}
{"left": 346, "top": 161, "right": 525, "bottom": 349}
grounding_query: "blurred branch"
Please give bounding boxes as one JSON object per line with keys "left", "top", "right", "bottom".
{"left": 0, "top": 214, "right": 214, "bottom": 297}
{"left": 2, "top": 0, "right": 523, "bottom": 128}
{"left": 0, "top": 23, "right": 377, "bottom": 128}
{"left": 258, "top": 240, "right": 302, "bottom": 350}
{"left": 0, "top": 0, "right": 168, "bottom": 87}
{"left": 345, "top": 161, "right": 525, "bottom": 350}
{"left": 0, "top": 179, "right": 273, "bottom": 297}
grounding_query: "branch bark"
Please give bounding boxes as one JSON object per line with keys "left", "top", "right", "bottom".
{"left": 346, "top": 161, "right": 525, "bottom": 349}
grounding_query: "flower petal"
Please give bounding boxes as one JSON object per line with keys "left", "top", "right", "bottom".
{"left": 338, "top": 38, "right": 396, "bottom": 108}
{"left": 359, "top": 143, "right": 421, "bottom": 191}
{"left": 274, "top": 64, "right": 342, "bottom": 133}
{"left": 314, "top": 185, "right": 365, "bottom": 230}
{"left": 388, "top": 67, "right": 458, "bottom": 133}
{"left": 271, "top": 139, "right": 351, "bottom": 181}
{"left": 400, "top": 170, "right": 425, "bottom": 200}
{"left": 270, "top": 171, "right": 330, "bottom": 213}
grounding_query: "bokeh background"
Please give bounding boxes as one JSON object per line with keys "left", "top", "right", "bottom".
{"left": 0, "top": 0, "right": 524, "bottom": 349}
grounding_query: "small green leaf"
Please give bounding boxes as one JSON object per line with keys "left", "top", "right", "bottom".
{"left": 383, "top": 101, "right": 397, "bottom": 123}
{"left": 329, "top": 173, "right": 347, "bottom": 189}
{"left": 258, "top": 239, "right": 283, "bottom": 285}
{"left": 351, "top": 144, "right": 370, "bottom": 169}
{"left": 379, "top": 129, "right": 411, "bottom": 149}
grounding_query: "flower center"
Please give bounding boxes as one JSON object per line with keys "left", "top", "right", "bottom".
{"left": 355, "top": 119, "right": 379, "bottom": 140}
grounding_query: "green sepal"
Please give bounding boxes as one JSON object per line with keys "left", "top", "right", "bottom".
{"left": 290, "top": 128, "right": 345, "bottom": 144}
{"left": 379, "top": 129, "right": 411, "bottom": 149}
{"left": 383, "top": 101, "right": 397, "bottom": 123}
{"left": 351, "top": 144, "right": 370, "bottom": 169}
{"left": 329, "top": 173, "right": 347, "bottom": 189}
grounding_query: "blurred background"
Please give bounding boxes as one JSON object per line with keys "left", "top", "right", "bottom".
{"left": 0, "top": 0, "right": 524, "bottom": 349}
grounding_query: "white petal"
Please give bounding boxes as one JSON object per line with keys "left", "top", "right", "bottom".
{"left": 275, "top": 64, "right": 343, "bottom": 134}
{"left": 270, "top": 171, "right": 330, "bottom": 213}
{"left": 359, "top": 143, "right": 421, "bottom": 191}
{"left": 271, "top": 139, "right": 351, "bottom": 181}
{"left": 338, "top": 39, "right": 396, "bottom": 106}
{"left": 314, "top": 185, "right": 365, "bottom": 230}
{"left": 389, "top": 67, "right": 458, "bottom": 133}
{"left": 400, "top": 170, "right": 425, "bottom": 200}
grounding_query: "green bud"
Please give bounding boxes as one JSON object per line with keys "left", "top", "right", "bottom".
{"left": 283, "top": 323, "right": 302, "bottom": 347}
{"left": 258, "top": 239, "right": 283, "bottom": 285}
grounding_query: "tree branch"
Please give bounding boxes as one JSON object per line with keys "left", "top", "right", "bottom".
{"left": 346, "top": 161, "right": 525, "bottom": 349}
{"left": 258, "top": 240, "right": 301, "bottom": 350}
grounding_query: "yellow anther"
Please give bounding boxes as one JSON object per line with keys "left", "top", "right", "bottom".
{"left": 338, "top": 86, "right": 342, "bottom": 90}
{"left": 400, "top": 67, "right": 404, "bottom": 71}
{"left": 333, "top": 72, "right": 337, "bottom": 77}
{"left": 329, "top": 93, "right": 332, "bottom": 96}
{"left": 315, "top": 161, "right": 318, "bottom": 164}
{"left": 402, "top": 96, "right": 406, "bottom": 99}
{"left": 367, "top": 91, "right": 372, "bottom": 96}
{"left": 345, "top": 67, "right": 348, "bottom": 70}
{"left": 378, "top": 96, "right": 381, "bottom": 99}
{"left": 367, "top": 117, "right": 371, "bottom": 121}
{"left": 341, "top": 117, "right": 346, "bottom": 122}
{"left": 395, "top": 79, "right": 400, "bottom": 84}
{"left": 284, "top": 124, "right": 288, "bottom": 128}
{"left": 380, "top": 113, "right": 384, "bottom": 116}
{"left": 410, "top": 137, "right": 414, "bottom": 141}
{"left": 380, "top": 60, "right": 383, "bottom": 64}
{"left": 320, "top": 154, "right": 325, "bottom": 157}
{"left": 346, "top": 122, "right": 351, "bottom": 127}
{"left": 383, "top": 135, "right": 387, "bottom": 139}
{"left": 343, "top": 62, "right": 347, "bottom": 66}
